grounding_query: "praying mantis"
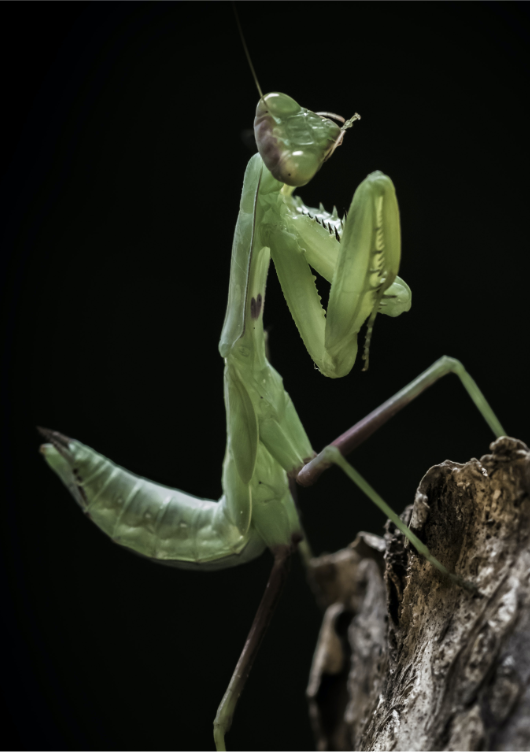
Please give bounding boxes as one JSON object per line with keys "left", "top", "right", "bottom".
{"left": 37, "top": 4, "right": 507, "bottom": 746}
{"left": 7, "top": 1, "right": 523, "bottom": 749}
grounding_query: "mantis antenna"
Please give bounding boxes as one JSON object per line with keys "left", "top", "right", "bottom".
{"left": 232, "top": 2, "right": 264, "bottom": 100}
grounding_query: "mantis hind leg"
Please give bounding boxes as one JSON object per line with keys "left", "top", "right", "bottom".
{"left": 213, "top": 540, "right": 296, "bottom": 750}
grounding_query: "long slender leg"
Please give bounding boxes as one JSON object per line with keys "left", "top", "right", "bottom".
{"left": 213, "top": 542, "right": 295, "bottom": 751}
{"left": 295, "top": 356, "right": 504, "bottom": 591}
{"left": 297, "top": 356, "right": 505, "bottom": 487}
{"left": 321, "top": 446, "right": 477, "bottom": 593}
{"left": 272, "top": 171, "right": 402, "bottom": 379}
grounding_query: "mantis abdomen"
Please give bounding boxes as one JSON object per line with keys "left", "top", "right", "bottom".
{"left": 40, "top": 429, "right": 266, "bottom": 571}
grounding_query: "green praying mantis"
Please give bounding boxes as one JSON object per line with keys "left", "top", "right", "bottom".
{"left": 36, "top": 14, "right": 508, "bottom": 751}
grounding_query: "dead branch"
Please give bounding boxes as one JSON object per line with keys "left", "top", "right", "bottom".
{"left": 307, "top": 436, "right": 530, "bottom": 751}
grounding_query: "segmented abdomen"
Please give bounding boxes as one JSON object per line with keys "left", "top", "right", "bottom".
{"left": 41, "top": 437, "right": 266, "bottom": 570}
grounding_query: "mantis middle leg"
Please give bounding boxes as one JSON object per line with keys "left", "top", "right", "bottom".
{"left": 297, "top": 356, "right": 505, "bottom": 591}
{"left": 298, "top": 355, "right": 506, "bottom": 486}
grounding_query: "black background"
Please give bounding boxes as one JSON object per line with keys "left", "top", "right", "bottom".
{"left": 2, "top": 3, "right": 530, "bottom": 751}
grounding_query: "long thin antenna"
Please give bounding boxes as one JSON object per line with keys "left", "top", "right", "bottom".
{"left": 232, "top": 2, "right": 264, "bottom": 100}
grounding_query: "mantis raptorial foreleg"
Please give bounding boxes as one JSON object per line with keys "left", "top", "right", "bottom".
{"left": 267, "top": 173, "right": 407, "bottom": 377}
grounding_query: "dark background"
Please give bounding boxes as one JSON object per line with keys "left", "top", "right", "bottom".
{"left": 2, "top": 2, "right": 530, "bottom": 750}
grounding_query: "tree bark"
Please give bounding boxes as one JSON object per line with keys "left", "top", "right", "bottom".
{"left": 307, "top": 437, "right": 530, "bottom": 751}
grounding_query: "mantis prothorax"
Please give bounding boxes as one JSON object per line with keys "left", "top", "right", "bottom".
{"left": 38, "top": 30, "right": 506, "bottom": 751}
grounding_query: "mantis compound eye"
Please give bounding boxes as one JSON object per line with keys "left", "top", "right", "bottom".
{"left": 254, "top": 92, "right": 343, "bottom": 187}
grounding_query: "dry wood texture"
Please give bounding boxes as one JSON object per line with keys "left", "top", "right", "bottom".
{"left": 307, "top": 437, "right": 530, "bottom": 751}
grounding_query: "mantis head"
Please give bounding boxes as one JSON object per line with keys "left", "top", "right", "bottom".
{"left": 254, "top": 93, "right": 360, "bottom": 187}
{"left": 232, "top": 9, "right": 358, "bottom": 188}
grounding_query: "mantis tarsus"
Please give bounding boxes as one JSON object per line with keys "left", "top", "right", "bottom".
{"left": 37, "top": 10, "right": 507, "bottom": 749}
{"left": 14, "top": 2, "right": 521, "bottom": 748}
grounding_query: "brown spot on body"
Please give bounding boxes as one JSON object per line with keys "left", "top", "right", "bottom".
{"left": 72, "top": 469, "right": 88, "bottom": 504}
{"left": 291, "top": 531, "right": 303, "bottom": 549}
{"left": 250, "top": 293, "right": 263, "bottom": 319}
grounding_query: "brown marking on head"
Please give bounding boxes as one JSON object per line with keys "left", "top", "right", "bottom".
{"left": 254, "top": 112, "right": 282, "bottom": 174}
{"left": 250, "top": 293, "right": 263, "bottom": 319}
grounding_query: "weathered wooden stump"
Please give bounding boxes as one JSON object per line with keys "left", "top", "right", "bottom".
{"left": 307, "top": 437, "right": 530, "bottom": 751}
